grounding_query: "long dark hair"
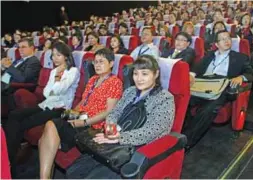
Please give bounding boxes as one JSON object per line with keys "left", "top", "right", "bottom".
{"left": 133, "top": 55, "right": 161, "bottom": 87}
{"left": 51, "top": 41, "right": 75, "bottom": 70}
{"left": 109, "top": 35, "right": 125, "bottom": 51}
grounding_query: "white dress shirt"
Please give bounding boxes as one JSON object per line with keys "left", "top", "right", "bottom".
{"left": 130, "top": 43, "right": 160, "bottom": 60}
{"left": 38, "top": 67, "right": 80, "bottom": 110}
{"left": 204, "top": 50, "right": 230, "bottom": 76}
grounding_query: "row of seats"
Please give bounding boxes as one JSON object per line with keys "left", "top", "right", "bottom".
{"left": 11, "top": 49, "right": 190, "bottom": 178}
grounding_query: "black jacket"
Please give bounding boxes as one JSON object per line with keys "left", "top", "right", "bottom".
{"left": 6, "top": 56, "right": 41, "bottom": 83}
{"left": 193, "top": 50, "right": 253, "bottom": 82}
{"left": 161, "top": 47, "right": 196, "bottom": 70}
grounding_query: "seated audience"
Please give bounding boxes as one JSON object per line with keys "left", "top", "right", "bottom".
{"left": 84, "top": 32, "right": 104, "bottom": 53}
{"left": 161, "top": 32, "right": 195, "bottom": 70}
{"left": 3, "top": 33, "right": 15, "bottom": 48}
{"left": 205, "top": 9, "right": 227, "bottom": 33}
{"left": 40, "top": 54, "right": 174, "bottom": 179}
{"left": 4, "top": 41, "right": 80, "bottom": 177}
{"left": 109, "top": 35, "right": 128, "bottom": 54}
{"left": 184, "top": 30, "right": 253, "bottom": 148}
{"left": 98, "top": 24, "right": 113, "bottom": 36}
{"left": 236, "top": 13, "right": 253, "bottom": 51}
{"left": 13, "top": 33, "right": 22, "bottom": 48}
{"left": 84, "top": 25, "right": 94, "bottom": 36}
{"left": 130, "top": 27, "right": 159, "bottom": 60}
{"left": 71, "top": 33, "right": 83, "bottom": 51}
{"left": 38, "top": 48, "right": 123, "bottom": 179}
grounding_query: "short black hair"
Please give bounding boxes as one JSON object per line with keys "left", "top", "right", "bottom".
{"left": 212, "top": 21, "right": 227, "bottom": 33}
{"left": 95, "top": 48, "right": 115, "bottom": 62}
{"left": 214, "top": 30, "right": 230, "bottom": 43}
{"left": 119, "top": 22, "right": 128, "bottom": 30}
{"left": 19, "top": 37, "right": 34, "bottom": 47}
{"left": 175, "top": 32, "right": 192, "bottom": 44}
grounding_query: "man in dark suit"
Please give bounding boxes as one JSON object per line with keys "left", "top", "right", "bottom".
{"left": 1, "top": 37, "right": 41, "bottom": 84}
{"left": 1, "top": 37, "right": 41, "bottom": 114}
{"left": 161, "top": 32, "right": 196, "bottom": 70}
{"left": 183, "top": 30, "right": 253, "bottom": 148}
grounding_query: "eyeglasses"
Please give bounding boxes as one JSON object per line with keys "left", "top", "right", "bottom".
{"left": 92, "top": 60, "right": 106, "bottom": 65}
{"left": 175, "top": 38, "right": 188, "bottom": 42}
{"left": 218, "top": 37, "right": 232, "bottom": 42}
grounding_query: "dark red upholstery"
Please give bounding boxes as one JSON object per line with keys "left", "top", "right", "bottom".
{"left": 189, "top": 36, "right": 205, "bottom": 64}
{"left": 152, "top": 36, "right": 167, "bottom": 52}
{"left": 130, "top": 27, "right": 139, "bottom": 37}
{"left": 99, "top": 36, "right": 111, "bottom": 48}
{"left": 7, "top": 47, "right": 21, "bottom": 62}
{"left": 133, "top": 59, "right": 190, "bottom": 178}
{"left": 194, "top": 24, "right": 206, "bottom": 38}
{"left": 113, "top": 54, "right": 134, "bottom": 81}
{"left": 1, "top": 127, "right": 11, "bottom": 179}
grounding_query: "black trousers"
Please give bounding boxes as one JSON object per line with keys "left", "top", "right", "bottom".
{"left": 3, "top": 106, "right": 64, "bottom": 176}
{"left": 182, "top": 93, "right": 228, "bottom": 147}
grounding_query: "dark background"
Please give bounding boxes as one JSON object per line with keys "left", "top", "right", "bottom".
{"left": 1, "top": 1, "right": 157, "bottom": 36}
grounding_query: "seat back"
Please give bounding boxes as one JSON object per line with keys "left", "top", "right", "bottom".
{"left": 189, "top": 36, "right": 205, "bottom": 63}
{"left": 112, "top": 54, "right": 134, "bottom": 81}
{"left": 194, "top": 24, "right": 206, "bottom": 38}
{"left": 130, "top": 27, "right": 139, "bottom": 37}
{"left": 158, "top": 58, "right": 190, "bottom": 133}
{"left": 168, "top": 25, "right": 180, "bottom": 38}
{"left": 34, "top": 50, "right": 54, "bottom": 101}
{"left": 121, "top": 35, "right": 138, "bottom": 53}
{"left": 99, "top": 36, "right": 111, "bottom": 48}
{"left": 231, "top": 38, "right": 250, "bottom": 56}
{"left": 225, "top": 24, "right": 236, "bottom": 37}
{"left": 35, "top": 50, "right": 44, "bottom": 60}
{"left": 136, "top": 20, "right": 145, "bottom": 29}
{"left": 153, "top": 36, "right": 167, "bottom": 52}
{"left": 33, "top": 36, "right": 40, "bottom": 47}
{"left": 7, "top": 47, "right": 21, "bottom": 62}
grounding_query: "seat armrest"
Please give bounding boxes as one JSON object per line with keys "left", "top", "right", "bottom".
{"left": 120, "top": 132, "right": 187, "bottom": 179}
{"left": 238, "top": 82, "right": 252, "bottom": 93}
{"left": 10, "top": 82, "right": 36, "bottom": 92}
{"left": 14, "top": 89, "right": 39, "bottom": 108}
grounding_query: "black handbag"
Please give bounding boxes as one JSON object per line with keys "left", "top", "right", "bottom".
{"left": 75, "top": 98, "right": 147, "bottom": 172}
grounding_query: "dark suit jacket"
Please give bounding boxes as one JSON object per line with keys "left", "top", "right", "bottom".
{"left": 6, "top": 56, "right": 41, "bottom": 83}
{"left": 193, "top": 50, "right": 253, "bottom": 82}
{"left": 161, "top": 47, "right": 196, "bottom": 70}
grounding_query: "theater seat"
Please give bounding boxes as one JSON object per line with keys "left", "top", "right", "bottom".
{"left": 225, "top": 24, "right": 236, "bottom": 37}
{"left": 121, "top": 35, "right": 138, "bottom": 53}
{"left": 99, "top": 36, "right": 111, "bottom": 48}
{"left": 130, "top": 27, "right": 139, "bottom": 37}
{"left": 6, "top": 47, "right": 21, "bottom": 62}
{"left": 112, "top": 54, "right": 134, "bottom": 80}
{"left": 152, "top": 36, "right": 167, "bottom": 52}
{"left": 1, "top": 127, "right": 11, "bottom": 179}
{"left": 194, "top": 24, "right": 206, "bottom": 38}
{"left": 121, "top": 58, "right": 190, "bottom": 178}
{"left": 189, "top": 36, "right": 205, "bottom": 63}
{"left": 168, "top": 24, "right": 180, "bottom": 38}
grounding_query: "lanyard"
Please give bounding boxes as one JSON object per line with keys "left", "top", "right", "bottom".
{"left": 83, "top": 73, "right": 112, "bottom": 106}
{"left": 138, "top": 45, "right": 150, "bottom": 56}
{"left": 133, "top": 88, "right": 153, "bottom": 104}
{"left": 212, "top": 54, "right": 229, "bottom": 73}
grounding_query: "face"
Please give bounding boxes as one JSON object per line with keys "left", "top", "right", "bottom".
{"left": 4, "top": 34, "right": 12, "bottom": 41}
{"left": 242, "top": 15, "right": 251, "bottom": 27}
{"left": 191, "top": 16, "right": 198, "bottom": 25}
{"left": 88, "top": 35, "right": 98, "bottom": 46}
{"left": 169, "top": 14, "right": 176, "bottom": 24}
{"left": 159, "top": 27, "right": 166, "bottom": 36}
{"left": 93, "top": 55, "right": 113, "bottom": 75}
{"left": 185, "top": 25, "right": 194, "bottom": 36}
{"left": 18, "top": 41, "right": 34, "bottom": 58}
{"left": 214, "top": 23, "right": 226, "bottom": 33}
{"left": 215, "top": 32, "right": 232, "bottom": 52}
{"left": 72, "top": 36, "right": 80, "bottom": 46}
{"left": 85, "top": 27, "right": 92, "bottom": 35}
{"left": 54, "top": 31, "right": 60, "bottom": 38}
{"left": 14, "top": 34, "right": 21, "bottom": 43}
{"left": 51, "top": 48, "right": 66, "bottom": 67}
{"left": 99, "top": 28, "right": 107, "bottom": 36}
{"left": 61, "top": 6, "right": 65, "bottom": 11}
{"left": 44, "top": 40, "right": 52, "bottom": 49}
{"left": 133, "top": 69, "right": 158, "bottom": 91}
{"left": 213, "top": 11, "right": 223, "bottom": 22}
{"left": 110, "top": 37, "right": 120, "bottom": 49}
{"left": 119, "top": 26, "right": 127, "bottom": 35}
{"left": 141, "top": 29, "right": 153, "bottom": 44}
{"left": 153, "top": 19, "right": 159, "bottom": 27}
{"left": 175, "top": 35, "right": 190, "bottom": 51}
{"left": 198, "top": 10, "right": 205, "bottom": 19}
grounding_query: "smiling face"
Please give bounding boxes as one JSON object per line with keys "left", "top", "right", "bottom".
{"left": 175, "top": 34, "right": 190, "bottom": 51}
{"left": 141, "top": 28, "right": 153, "bottom": 44}
{"left": 133, "top": 68, "right": 158, "bottom": 91}
{"left": 87, "top": 34, "right": 98, "bottom": 46}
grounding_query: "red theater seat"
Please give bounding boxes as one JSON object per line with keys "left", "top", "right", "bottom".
{"left": 121, "top": 58, "right": 190, "bottom": 179}
{"left": 1, "top": 127, "right": 11, "bottom": 179}
{"left": 189, "top": 36, "right": 205, "bottom": 63}
{"left": 6, "top": 47, "right": 21, "bottom": 62}
{"left": 194, "top": 24, "right": 206, "bottom": 38}
{"left": 121, "top": 35, "right": 138, "bottom": 53}
{"left": 152, "top": 36, "right": 167, "bottom": 52}
{"left": 99, "top": 36, "right": 111, "bottom": 48}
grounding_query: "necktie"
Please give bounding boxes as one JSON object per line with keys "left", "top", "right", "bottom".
{"left": 171, "top": 50, "right": 179, "bottom": 59}
{"left": 13, "top": 58, "right": 24, "bottom": 67}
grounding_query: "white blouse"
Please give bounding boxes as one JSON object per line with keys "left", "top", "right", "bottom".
{"left": 38, "top": 67, "right": 80, "bottom": 110}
